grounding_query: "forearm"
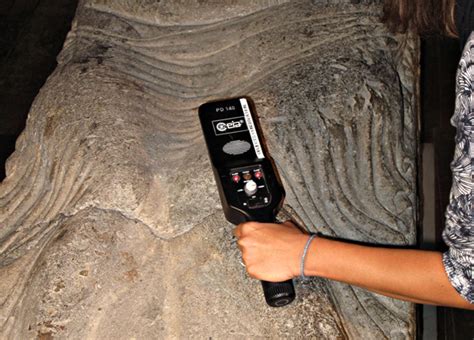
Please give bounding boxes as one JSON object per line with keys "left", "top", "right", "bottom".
{"left": 305, "top": 237, "right": 473, "bottom": 309}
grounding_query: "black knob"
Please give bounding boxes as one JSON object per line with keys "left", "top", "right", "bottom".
{"left": 261, "top": 280, "right": 295, "bottom": 307}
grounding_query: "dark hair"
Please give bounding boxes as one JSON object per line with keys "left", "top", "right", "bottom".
{"left": 382, "top": 0, "right": 457, "bottom": 37}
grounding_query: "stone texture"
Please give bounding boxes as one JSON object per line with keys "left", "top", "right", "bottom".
{"left": 4, "top": 208, "right": 346, "bottom": 339}
{"left": 0, "top": 0, "right": 418, "bottom": 338}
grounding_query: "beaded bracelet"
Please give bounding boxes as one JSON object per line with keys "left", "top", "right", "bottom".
{"left": 300, "top": 233, "right": 317, "bottom": 280}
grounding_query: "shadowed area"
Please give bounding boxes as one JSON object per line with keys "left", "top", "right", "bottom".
{"left": 0, "top": 0, "right": 79, "bottom": 181}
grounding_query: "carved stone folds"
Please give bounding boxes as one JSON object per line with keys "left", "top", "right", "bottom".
{"left": 0, "top": 0, "right": 418, "bottom": 338}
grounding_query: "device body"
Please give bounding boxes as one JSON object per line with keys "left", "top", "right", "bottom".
{"left": 199, "top": 97, "right": 295, "bottom": 307}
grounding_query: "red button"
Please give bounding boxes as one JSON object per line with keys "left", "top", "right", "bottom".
{"left": 232, "top": 174, "right": 240, "bottom": 183}
{"left": 254, "top": 171, "right": 263, "bottom": 179}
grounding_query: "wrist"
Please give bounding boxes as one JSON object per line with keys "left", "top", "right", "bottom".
{"left": 302, "top": 236, "right": 328, "bottom": 278}
{"left": 299, "top": 233, "right": 318, "bottom": 279}
{"left": 290, "top": 233, "right": 315, "bottom": 278}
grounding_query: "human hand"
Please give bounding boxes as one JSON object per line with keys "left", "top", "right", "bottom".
{"left": 233, "top": 220, "right": 308, "bottom": 282}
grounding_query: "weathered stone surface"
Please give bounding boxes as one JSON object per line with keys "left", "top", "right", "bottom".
{"left": 0, "top": 0, "right": 418, "bottom": 338}
{"left": 1, "top": 208, "right": 344, "bottom": 339}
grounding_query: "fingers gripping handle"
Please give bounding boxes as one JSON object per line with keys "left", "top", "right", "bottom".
{"left": 258, "top": 214, "right": 295, "bottom": 307}
{"left": 261, "top": 280, "right": 295, "bottom": 307}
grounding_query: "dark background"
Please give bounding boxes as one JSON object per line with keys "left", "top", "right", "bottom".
{"left": 0, "top": 1, "right": 472, "bottom": 338}
{"left": 0, "top": 0, "right": 77, "bottom": 179}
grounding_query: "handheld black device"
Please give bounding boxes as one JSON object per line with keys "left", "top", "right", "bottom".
{"left": 198, "top": 97, "right": 295, "bottom": 307}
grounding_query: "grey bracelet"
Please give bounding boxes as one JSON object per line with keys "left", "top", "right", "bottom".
{"left": 300, "top": 233, "right": 317, "bottom": 280}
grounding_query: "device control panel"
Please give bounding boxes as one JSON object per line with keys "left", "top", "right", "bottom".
{"left": 199, "top": 97, "right": 295, "bottom": 308}
{"left": 229, "top": 165, "right": 272, "bottom": 209}
{"left": 199, "top": 97, "right": 284, "bottom": 224}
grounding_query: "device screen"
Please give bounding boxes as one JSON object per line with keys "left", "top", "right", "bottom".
{"left": 199, "top": 97, "right": 265, "bottom": 169}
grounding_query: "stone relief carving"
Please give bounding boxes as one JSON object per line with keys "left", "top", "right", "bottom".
{"left": 0, "top": 0, "right": 418, "bottom": 338}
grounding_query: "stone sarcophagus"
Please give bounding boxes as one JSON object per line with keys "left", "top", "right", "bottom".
{"left": 0, "top": 0, "right": 418, "bottom": 338}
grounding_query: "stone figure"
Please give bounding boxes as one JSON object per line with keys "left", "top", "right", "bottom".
{"left": 0, "top": 0, "right": 418, "bottom": 338}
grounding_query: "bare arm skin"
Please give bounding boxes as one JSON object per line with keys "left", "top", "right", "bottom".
{"left": 233, "top": 221, "right": 474, "bottom": 310}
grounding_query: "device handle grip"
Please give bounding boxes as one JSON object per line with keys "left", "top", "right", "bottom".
{"left": 254, "top": 215, "right": 296, "bottom": 307}
{"left": 261, "top": 280, "right": 295, "bottom": 307}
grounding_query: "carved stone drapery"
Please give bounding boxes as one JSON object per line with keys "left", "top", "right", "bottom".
{"left": 0, "top": 1, "right": 418, "bottom": 338}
